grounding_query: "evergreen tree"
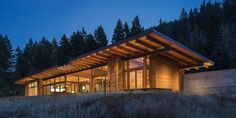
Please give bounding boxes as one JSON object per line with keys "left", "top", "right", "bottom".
{"left": 130, "top": 16, "right": 144, "bottom": 36}
{"left": 124, "top": 22, "right": 130, "bottom": 38}
{"left": 0, "top": 35, "right": 13, "bottom": 73}
{"left": 33, "top": 37, "right": 53, "bottom": 69}
{"left": 15, "top": 47, "right": 25, "bottom": 77}
{"left": 23, "top": 38, "right": 35, "bottom": 68}
{"left": 57, "top": 34, "right": 71, "bottom": 65}
{"left": 51, "top": 38, "right": 58, "bottom": 65}
{"left": 180, "top": 8, "right": 188, "bottom": 20}
{"left": 84, "top": 34, "right": 98, "bottom": 52}
{"left": 112, "top": 19, "right": 125, "bottom": 43}
{"left": 94, "top": 25, "right": 108, "bottom": 48}
{"left": 70, "top": 30, "right": 85, "bottom": 58}
{"left": 0, "top": 34, "right": 13, "bottom": 88}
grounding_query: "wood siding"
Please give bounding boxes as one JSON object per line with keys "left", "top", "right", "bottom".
{"left": 150, "top": 54, "right": 180, "bottom": 91}
{"left": 107, "top": 56, "right": 124, "bottom": 92}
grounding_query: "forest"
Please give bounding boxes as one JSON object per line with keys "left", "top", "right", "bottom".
{"left": 0, "top": 0, "right": 235, "bottom": 96}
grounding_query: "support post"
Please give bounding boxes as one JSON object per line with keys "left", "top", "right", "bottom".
{"left": 179, "top": 69, "right": 185, "bottom": 92}
{"left": 89, "top": 69, "right": 93, "bottom": 92}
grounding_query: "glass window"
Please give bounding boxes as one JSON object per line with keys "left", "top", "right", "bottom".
{"left": 129, "top": 71, "right": 135, "bottom": 89}
{"left": 55, "top": 77, "right": 60, "bottom": 83}
{"left": 60, "top": 76, "right": 65, "bottom": 82}
{"left": 67, "top": 75, "right": 79, "bottom": 82}
{"left": 124, "top": 56, "right": 150, "bottom": 90}
{"left": 129, "top": 57, "right": 143, "bottom": 69}
{"left": 27, "top": 81, "right": 38, "bottom": 96}
{"left": 124, "top": 72, "right": 128, "bottom": 90}
{"left": 146, "top": 69, "right": 150, "bottom": 88}
{"left": 94, "top": 78, "right": 103, "bottom": 92}
{"left": 137, "top": 70, "right": 143, "bottom": 89}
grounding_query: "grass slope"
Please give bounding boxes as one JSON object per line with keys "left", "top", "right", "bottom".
{"left": 0, "top": 91, "right": 236, "bottom": 118}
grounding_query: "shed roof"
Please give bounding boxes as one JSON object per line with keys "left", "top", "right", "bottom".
{"left": 15, "top": 30, "right": 214, "bottom": 84}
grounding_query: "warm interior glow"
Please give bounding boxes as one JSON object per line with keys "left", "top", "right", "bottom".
{"left": 27, "top": 81, "right": 38, "bottom": 96}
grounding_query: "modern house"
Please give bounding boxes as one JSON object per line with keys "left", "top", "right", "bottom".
{"left": 15, "top": 30, "right": 214, "bottom": 96}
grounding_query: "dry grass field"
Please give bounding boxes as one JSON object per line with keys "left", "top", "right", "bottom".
{"left": 0, "top": 91, "right": 236, "bottom": 118}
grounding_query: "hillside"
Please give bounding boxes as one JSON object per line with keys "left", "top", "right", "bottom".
{"left": 0, "top": 91, "right": 236, "bottom": 118}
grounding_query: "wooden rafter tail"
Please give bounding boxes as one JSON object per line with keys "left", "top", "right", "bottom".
{"left": 125, "top": 42, "right": 148, "bottom": 53}
{"left": 147, "top": 35, "right": 202, "bottom": 64}
{"left": 116, "top": 45, "right": 137, "bottom": 54}
{"left": 108, "top": 48, "right": 128, "bottom": 57}
{"left": 135, "top": 39, "right": 156, "bottom": 50}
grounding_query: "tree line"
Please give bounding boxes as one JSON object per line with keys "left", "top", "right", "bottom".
{"left": 0, "top": 16, "right": 144, "bottom": 96}
{"left": 0, "top": 0, "right": 235, "bottom": 96}
{"left": 150, "top": 0, "right": 236, "bottom": 70}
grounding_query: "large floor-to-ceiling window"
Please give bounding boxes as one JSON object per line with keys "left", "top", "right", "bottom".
{"left": 43, "top": 76, "right": 66, "bottom": 95}
{"left": 92, "top": 66, "right": 108, "bottom": 92}
{"left": 124, "top": 55, "right": 150, "bottom": 90}
{"left": 41, "top": 65, "right": 108, "bottom": 95}
{"left": 26, "top": 81, "right": 38, "bottom": 96}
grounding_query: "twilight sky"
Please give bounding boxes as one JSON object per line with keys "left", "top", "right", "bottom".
{"left": 0, "top": 0, "right": 221, "bottom": 49}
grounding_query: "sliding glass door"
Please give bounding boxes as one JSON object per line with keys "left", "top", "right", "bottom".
{"left": 129, "top": 71, "right": 136, "bottom": 89}
{"left": 124, "top": 56, "right": 150, "bottom": 90}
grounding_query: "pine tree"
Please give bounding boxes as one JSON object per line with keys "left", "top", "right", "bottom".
{"left": 84, "top": 34, "right": 98, "bottom": 52}
{"left": 23, "top": 38, "right": 34, "bottom": 67}
{"left": 33, "top": 37, "right": 53, "bottom": 69}
{"left": 0, "top": 35, "right": 13, "bottom": 73}
{"left": 70, "top": 30, "right": 85, "bottom": 58}
{"left": 57, "top": 34, "right": 71, "bottom": 65}
{"left": 130, "top": 16, "right": 144, "bottom": 36}
{"left": 124, "top": 22, "right": 130, "bottom": 38}
{"left": 112, "top": 19, "right": 125, "bottom": 43}
{"left": 15, "top": 46, "right": 25, "bottom": 77}
{"left": 51, "top": 38, "right": 58, "bottom": 65}
{"left": 94, "top": 25, "right": 108, "bottom": 48}
{"left": 0, "top": 34, "right": 13, "bottom": 88}
{"left": 180, "top": 8, "right": 188, "bottom": 20}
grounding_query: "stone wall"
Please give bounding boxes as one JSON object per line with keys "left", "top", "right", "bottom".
{"left": 183, "top": 68, "right": 236, "bottom": 96}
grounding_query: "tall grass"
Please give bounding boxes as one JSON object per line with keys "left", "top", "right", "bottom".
{"left": 0, "top": 91, "right": 236, "bottom": 118}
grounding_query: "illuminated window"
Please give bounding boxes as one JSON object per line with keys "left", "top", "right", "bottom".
{"left": 129, "top": 71, "right": 135, "bottom": 89}
{"left": 124, "top": 56, "right": 150, "bottom": 90}
{"left": 67, "top": 75, "right": 79, "bottom": 82}
{"left": 27, "top": 81, "right": 38, "bottom": 96}
{"left": 137, "top": 70, "right": 143, "bottom": 89}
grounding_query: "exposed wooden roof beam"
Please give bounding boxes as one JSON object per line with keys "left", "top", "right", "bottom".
{"left": 90, "top": 55, "right": 108, "bottom": 61}
{"left": 116, "top": 45, "right": 137, "bottom": 54}
{"left": 125, "top": 42, "right": 148, "bottom": 53}
{"left": 135, "top": 39, "right": 157, "bottom": 50}
{"left": 147, "top": 35, "right": 201, "bottom": 64}
{"left": 102, "top": 50, "right": 114, "bottom": 56}
{"left": 109, "top": 48, "right": 128, "bottom": 57}
{"left": 96, "top": 53, "right": 110, "bottom": 59}
{"left": 69, "top": 63, "right": 82, "bottom": 67}
{"left": 83, "top": 57, "right": 106, "bottom": 64}
{"left": 160, "top": 53, "right": 189, "bottom": 66}
{"left": 88, "top": 56, "right": 107, "bottom": 63}
{"left": 146, "top": 35, "right": 170, "bottom": 48}
{"left": 70, "top": 62, "right": 91, "bottom": 68}
{"left": 124, "top": 47, "right": 170, "bottom": 60}
{"left": 80, "top": 59, "right": 101, "bottom": 65}
{"left": 67, "top": 64, "right": 82, "bottom": 68}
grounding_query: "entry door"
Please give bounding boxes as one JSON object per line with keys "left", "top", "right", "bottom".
{"left": 136, "top": 70, "right": 143, "bottom": 89}
{"left": 129, "top": 71, "right": 136, "bottom": 89}
{"left": 129, "top": 70, "right": 143, "bottom": 89}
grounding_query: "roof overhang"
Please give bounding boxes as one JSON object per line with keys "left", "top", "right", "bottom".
{"left": 15, "top": 30, "right": 214, "bottom": 84}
